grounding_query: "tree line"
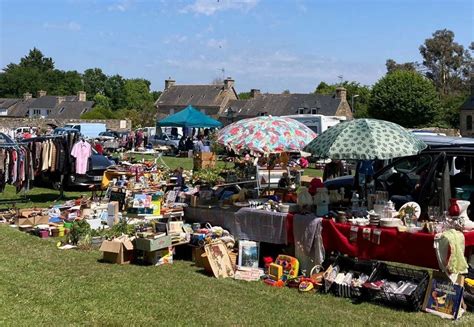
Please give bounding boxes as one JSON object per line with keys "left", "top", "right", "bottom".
{"left": 1, "top": 29, "right": 471, "bottom": 129}
{"left": 314, "top": 29, "right": 472, "bottom": 128}
{"left": 0, "top": 48, "right": 160, "bottom": 127}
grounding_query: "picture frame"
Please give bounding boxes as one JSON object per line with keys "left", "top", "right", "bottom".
{"left": 238, "top": 240, "right": 260, "bottom": 269}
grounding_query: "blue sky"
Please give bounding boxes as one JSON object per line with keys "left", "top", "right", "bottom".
{"left": 0, "top": 0, "right": 472, "bottom": 93}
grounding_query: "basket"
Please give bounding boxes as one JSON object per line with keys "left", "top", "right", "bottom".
{"left": 364, "top": 263, "right": 429, "bottom": 311}
{"left": 323, "top": 256, "right": 379, "bottom": 299}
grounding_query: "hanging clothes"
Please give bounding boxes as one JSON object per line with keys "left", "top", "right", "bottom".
{"left": 71, "top": 140, "right": 92, "bottom": 175}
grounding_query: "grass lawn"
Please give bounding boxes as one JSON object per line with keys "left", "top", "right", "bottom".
{"left": 1, "top": 225, "right": 470, "bottom": 326}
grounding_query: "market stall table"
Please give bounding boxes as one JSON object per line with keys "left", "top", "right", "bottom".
{"left": 184, "top": 206, "right": 292, "bottom": 244}
{"left": 320, "top": 218, "right": 474, "bottom": 269}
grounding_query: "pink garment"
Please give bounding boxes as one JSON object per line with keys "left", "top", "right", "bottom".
{"left": 71, "top": 141, "right": 92, "bottom": 174}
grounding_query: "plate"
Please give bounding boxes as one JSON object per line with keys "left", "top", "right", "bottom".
{"left": 380, "top": 218, "right": 402, "bottom": 228}
{"left": 399, "top": 202, "right": 421, "bottom": 219}
{"left": 234, "top": 202, "right": 250, "bottom": 207}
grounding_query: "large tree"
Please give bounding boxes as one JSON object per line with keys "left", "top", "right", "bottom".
{"left": 368, "top": 70, "right": 441, "bottom": 128}
{"left": 104, "top": 74, "right": 126, "bottom": 110}
{"left": 385, "top": 59, "right": 416, "bottom": 74}
{"left": 315, "top": 81, "right": 371, "bottom": 118}
{"left": 82, "top": 68, "right": 108, "bottom": 99}
{"left": 419, "top": 29, "right": 471, "bottom": 95}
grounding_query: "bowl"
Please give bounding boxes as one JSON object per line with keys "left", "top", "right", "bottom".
{"left": 380, "top": 218, "right": 402, "bottom": 228}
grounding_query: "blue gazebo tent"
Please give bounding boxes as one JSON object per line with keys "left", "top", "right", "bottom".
{"left": 157, "top": 105, "right": 222, "bottom": 128}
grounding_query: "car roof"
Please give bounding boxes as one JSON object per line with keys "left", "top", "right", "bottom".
{"left": 417, "top": 135, "right": 474, "bottom": 147}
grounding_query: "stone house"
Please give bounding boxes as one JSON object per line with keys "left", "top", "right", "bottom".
{"left": 0, "top": 90, "right": 93, "bottom": 119}
{"left": 222, "top": 87, "right": 353, "bottom": 122}
{"left": 155, "top": 77, "right": 239, "bottom": 120}
{"left": 460, "top": 74, "right": 474, "bottom": 137}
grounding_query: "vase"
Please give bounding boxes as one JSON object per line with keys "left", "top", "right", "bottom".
{"left": 448, "top": 198, "right": 461, "bottom": 217}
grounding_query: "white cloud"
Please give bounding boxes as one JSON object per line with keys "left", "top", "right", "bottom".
{"left": 206, "top": 38, "right": 227, "bottom": 49}
{"left": 43, "top": 21, "right": 81, "bottom": 32}
{"left": 163, "top": 49, "right": 383, "bottom": 92}
{"left": 108, "top": 0, "right": 133, "bottom": 12}
{"left": 181, "top": 0, "right": 259, "bottom": 16}
{"left": 163, "top": 34, "right": 189, "bottom": 44}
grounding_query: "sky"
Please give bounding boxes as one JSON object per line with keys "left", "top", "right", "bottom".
{"left": 0, "top": 0, "right": 472, "bottom": 93}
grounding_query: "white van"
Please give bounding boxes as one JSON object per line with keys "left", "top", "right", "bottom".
{"left": 283, "top": 114, "right": 346, "bottom": 134}
{"left": 64, "top": 123, "right": 106, "bottom": 138}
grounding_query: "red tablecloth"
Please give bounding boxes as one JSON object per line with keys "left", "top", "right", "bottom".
{"left": 321, "top": 219, "right": 474, "bottom": 269}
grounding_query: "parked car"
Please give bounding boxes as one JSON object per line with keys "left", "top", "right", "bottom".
{"left": 53, "top": 127, "right": 80, "bottom": 136}
{"left": 324, "top": 135, "right": 474, "bottom": 214}
{"left": 99, "top": 131, "right": 120, "bottom": 139}
{"left": 151, "top": 133, "right": 182, "bottom": 151}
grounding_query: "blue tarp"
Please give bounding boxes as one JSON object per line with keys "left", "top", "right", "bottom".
{"left": 157, "top": 105, "right": 222, "bottom": 128}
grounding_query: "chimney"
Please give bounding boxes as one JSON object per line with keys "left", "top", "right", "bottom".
{"left": 23, "top": 92, "right": 32, "bottom": 100}
{"left": 77, "top": 91, "right": 86, "bottom": 102}
{"left": 37, "top": 90, "right": 47, "bottom": 97}
{"left": 250, "top": 89, "right": 261, "bottom": 98}
{"left": 56, "top": 96, "right": 66, "bottom": 105}
{"left": 224, "top": 77, "right": 234, "bottom": 90}
{"left": 165, "top": 78, "right": 175, "bottom": 90}
{"left": 335, "top": 87, "right": 347, "bottom": 101}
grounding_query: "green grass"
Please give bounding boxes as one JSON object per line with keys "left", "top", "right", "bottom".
{"left": 1, "top": 225, "right": 470, "bottom": 326}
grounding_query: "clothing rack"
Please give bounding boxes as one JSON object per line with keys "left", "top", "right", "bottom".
{"left": 0, "top": 142, "right": 30, "bottom": 205}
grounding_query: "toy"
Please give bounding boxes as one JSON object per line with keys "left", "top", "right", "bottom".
{"left": 263, "top": 256, "right": 274, "bottom": 273}
{"left": 275, "top": 254, "right": 299, "bottom": 280}
{"left": 268, "top": 263, "right": 283, "bottom": 281}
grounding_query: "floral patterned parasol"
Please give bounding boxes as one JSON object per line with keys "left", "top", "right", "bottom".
{"left": 217, "top": 116, "right": 317, "bottom": 153}
{"left": 303, "top": 118, "right": 427, "bottom": 160}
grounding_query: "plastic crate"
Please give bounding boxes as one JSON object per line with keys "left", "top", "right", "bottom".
{"left": 364, "top": 263, "right": 429, "bottom": 311}
{"left": 323, "top": 256, "right": 379, "bottom": 299}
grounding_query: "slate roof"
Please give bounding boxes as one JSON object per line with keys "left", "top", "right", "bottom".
{"left": 48, "top": 101, "right": 94, "bottom": 118}
{"left": 8, "top": 99, "right": 35, "bottom": 117}
{"left": 28, "top": 95, "right": 60, "bottom": 109}
{"left": 223, "top": 93, "right": 341, "bottom": 117}
{"left": 0, "top": 98, "right": 21, "bottom": 109}
{"left": 156, "top": 85, "right": 235, "bottom": 108}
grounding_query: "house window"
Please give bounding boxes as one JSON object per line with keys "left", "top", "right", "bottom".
{"left": 170, "top": 109, "right": 175, "bottom": 115}
{"left": 0, "top": 108, "right": 7, "bottom": 116}
{"left": 59, "top": 107, "right": 65, "bottom": 113}
{"left": 259, "top": 112, "right": 268, "bottom": 116}
{"left": 467, "top": 115, "right": 473, "bottom": 131}
{"left": 298, "top": 108, "right": 304, "bottom": 114}
{"left": 33, "top": 109, "right": 41, "bottom": 116}
{"left": 46, "top": 110, "right": 51, "bottom": 116}
{"left": 311, "top": 108, "right": 318, "bottom": 114}
{"left": 81, "top": 108, "right": 89, "bottom": 115}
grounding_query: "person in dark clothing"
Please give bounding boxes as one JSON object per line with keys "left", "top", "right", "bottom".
{"left": 185, "top": 137, "right": 194, "bottom": 151}
{"left": 323, "top": 160, "right": 345, "bottom": 181}
{"left": 178, "top": 136, "right": 186, "bottom": 152}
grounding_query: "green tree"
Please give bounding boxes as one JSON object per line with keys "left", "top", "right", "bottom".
{"left": 123, "top": 78, "right": 153, "bottom": 109}
{"left": 315, "top": 81, "right": 371, "bottom": 118}
{"left": 93, "top": 93, "right": 112, "bottom": 110}
{"left": 82, "top": 68, "right": 107, "bottom": 99}
{"left": 4, "top": 47, "right": 54, "bottom": 72}
{"left": 238, "top": 92, "right": 251, "bottom": 100}
{"left": 369, "top": 70, "right": 441, "bottom": 128}
{"left": 419, "top": 29, "right": 471, "bottom": 95}
{"left": 385, "top": 59, "right": 416, "bottom": 74}
{"left": 151, "top": 90, "right": 162, "bottom": 102}
{"left": 104, "top": 74, "right": 126, "bottom": 110}
{"left": 81, "top": 106, "right": 116, "bottom": 119}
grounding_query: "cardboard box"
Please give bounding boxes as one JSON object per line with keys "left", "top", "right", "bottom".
{"left": 134, "top": 234, "right": 172, "bottom": 252}
{"left": 99, "top": 237, "right": 134, "bottom": 264}
{"left": 144, "top": 247, "right": 173, "bottom": 266}
{"left": 15, "top": 217, "right": 35, "bottom": 226}
{"left": 34, "top": 215, "right": 50, "bottom": 225}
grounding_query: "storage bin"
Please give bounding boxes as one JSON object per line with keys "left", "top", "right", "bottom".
{"left": 323, "top": 256, "right": 379, "bottom": 299}
{"left": 364, "top": 263, "right": 429, "bottom": 311}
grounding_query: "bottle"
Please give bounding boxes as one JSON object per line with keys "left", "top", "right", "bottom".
{"left": 351, "top": 191, "right": 359, "bottom": 211}
{"left": 448, "top": 198, "right": 460, "bottom": 217}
